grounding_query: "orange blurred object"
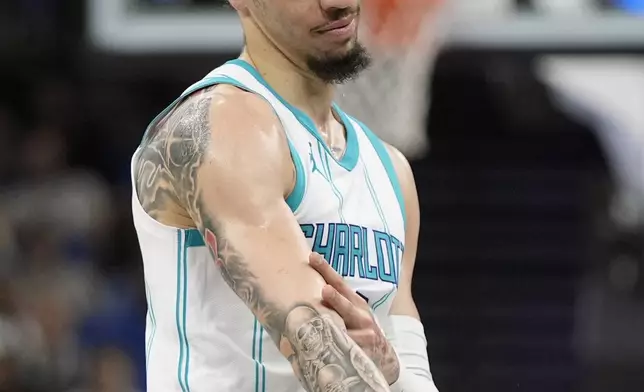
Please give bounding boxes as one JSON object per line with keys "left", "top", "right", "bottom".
{"left": 364, "top": 0, "right": 442, "bottom": 47}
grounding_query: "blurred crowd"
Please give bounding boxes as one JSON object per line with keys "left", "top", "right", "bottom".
{"left": 0, "top": 75, "right": 146, "bottom": 392}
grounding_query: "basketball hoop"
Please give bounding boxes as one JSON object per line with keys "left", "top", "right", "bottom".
{"left": 335, "top": 0, "right": 446, "bottom": 158}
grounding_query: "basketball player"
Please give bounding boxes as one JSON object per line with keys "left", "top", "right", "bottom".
{"left": 132, "top": 0, "right": 435, "bottom": 391}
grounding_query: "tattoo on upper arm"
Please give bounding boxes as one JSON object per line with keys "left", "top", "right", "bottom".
{"left": 134, "top": 87, "right": 390, "bottom": 392}
{"left": 134, "top": 87, "right": 215, "bottom": 221}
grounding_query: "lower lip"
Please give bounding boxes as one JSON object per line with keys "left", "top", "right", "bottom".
{"left": 321, "top": 20, "right": 356, "bottom": 39}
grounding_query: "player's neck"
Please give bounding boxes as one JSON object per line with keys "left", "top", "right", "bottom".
{"left": 240, "top": 47, "right": 335, "bottom": 127}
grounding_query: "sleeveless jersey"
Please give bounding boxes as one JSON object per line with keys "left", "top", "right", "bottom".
{"left": 131, "top": 59, "right": 406, "bottom": 392}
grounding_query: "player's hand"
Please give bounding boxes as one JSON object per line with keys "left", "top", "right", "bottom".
{"left": 308, "top": 252, "right": 400, "bottom": 385}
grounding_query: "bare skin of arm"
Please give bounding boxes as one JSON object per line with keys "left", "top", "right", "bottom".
{"left": 134, "top": 84, "right": 390, "bottom": 392}
{"left": 385, "top": 143, "right": 422, "bottom": 320}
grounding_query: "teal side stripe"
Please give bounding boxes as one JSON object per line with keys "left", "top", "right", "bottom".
{"left": 145, "top": 285, "right": 151, "bottom": 367}
{"left": 182, "top": 232, "right": 192, "bottom": 392}
{"left": 259, "top": 327, "right": 266, "bottom": 392}
{"left": 175, "top": 231, "right": 187, "bottom": 392}
{"left": 185, "top": 229, "right": 204, "bottom": 247}
{"left": 357, "top": 120, "right": 407, "bottom": 227}
{"left": 145, "top": 280, "right": 157, "bottom": 370}
{"left": 252, "top": 319, "right": 259, "bottom": 392}
{"left": 372, "top": 288, "right": 396, "bottom": 311}
{"left": 252, "top": 320, "right": 267, "bottom": 392}
{"left": 285, "top": 138, "right": 306, "bottom": 212}
{"left": 228, "top": 59, "right": 359, "bottom": 171}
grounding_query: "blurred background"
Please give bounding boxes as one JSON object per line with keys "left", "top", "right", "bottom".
{"left": 0, "top": 0, "right": 643, "bottom": 392}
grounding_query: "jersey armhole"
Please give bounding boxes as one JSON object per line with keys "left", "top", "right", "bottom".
{"left": 220, "top": 83, "right": 306, "bottom": 213}
{"left": 285, "top": 139, "right": 306, "bottom": 212}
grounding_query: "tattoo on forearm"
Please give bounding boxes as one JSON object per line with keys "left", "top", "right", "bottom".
{"left": 283, "top": 304, "right": 389, "bottom": 392}
{"left": 133, "top": 87, "right": 391, "bottom": 391}
{"left": 375, "top": 333, "right": 400, "bottom": 384}
{"left": 205, "top": 222, "right": 390, "bottom": 392}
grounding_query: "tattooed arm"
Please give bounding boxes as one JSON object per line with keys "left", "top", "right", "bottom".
{"left": 135, "top": 85, "right": 390, "bottom": 392}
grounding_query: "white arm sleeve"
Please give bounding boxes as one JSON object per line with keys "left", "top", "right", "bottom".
{"left": 383, "top": 315, "right": 439, "bottom": 392}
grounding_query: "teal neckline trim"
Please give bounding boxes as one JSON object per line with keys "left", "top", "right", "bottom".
{"left": 333, "top": 103, "right": 359, "bottom": 170}
{"left": 142, "top": 73, "right": 306, "bottom": 213}
{"left": 355, "top": 119, "right": 407, "bottom": 227}
{"left": 228, "top": 59, "right": 359, "bottom": 172}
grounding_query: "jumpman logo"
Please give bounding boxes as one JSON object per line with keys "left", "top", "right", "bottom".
{"left": 309, "top": 142, "right": 321, "bottom": 175}
{"left": 309, "top": 142, "right": 333, "bottom": 183}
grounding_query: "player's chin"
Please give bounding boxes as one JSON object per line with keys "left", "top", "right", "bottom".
{"left": 321, "top": 38, "right": 358, "bottom": 57}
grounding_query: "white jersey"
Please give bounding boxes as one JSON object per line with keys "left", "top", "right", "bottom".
{"left": 132, "top": 59, "right": 407, "bottom": 392}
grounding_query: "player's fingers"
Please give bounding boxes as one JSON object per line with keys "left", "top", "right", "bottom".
{"left": 310, "top": 253, "right": 363, "bottom": 303}
{"left": 309, "top": 253, "right": 355, "bottom": 295}
{"left": 322, "top": 284, "right": 361, "bottom": 326}
{"left": 309, "top": 253, "right": 343, "bottom": 285}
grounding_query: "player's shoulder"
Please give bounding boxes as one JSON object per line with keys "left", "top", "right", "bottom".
{"left": 153, "top": 83, "right": 283, "bottom": 142}
{"left": 382, "top": 142, "right": 413, "bottom": 180}
{"left": 383, "top": 142, "right": 406, "bottom": 164}
{"left": 138, "top": 83, "right": 290, "bottom": 176}
{"left": 208, "top": 84, "right": 283, "bottom": 139}
{"left": 382, "top": 143, "right": 420, "bottom": 225}
{"left": 146, "top": 83, "right": 287, "bottom": 160}
{"left": 205, "top": 84, "right": 290, "bottom": 164}
{"left": 180, "top": 84, "right": 288, "bottom": 160}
